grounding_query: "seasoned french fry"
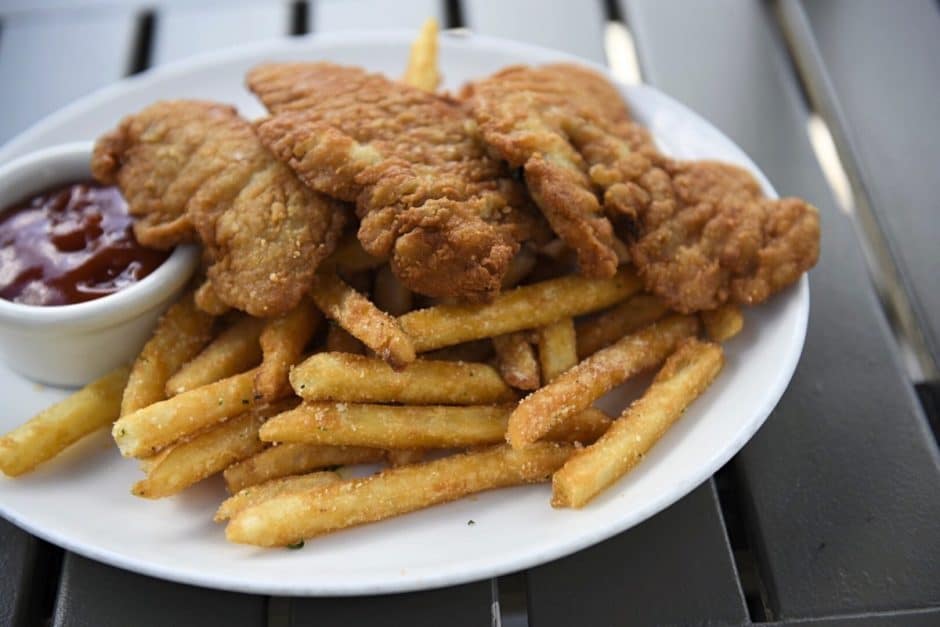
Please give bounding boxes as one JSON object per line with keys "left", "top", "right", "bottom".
{"left": 501, "top": 245, "right": 537, "bottom": 288}
{"left": 121, "top": 293, "right": 214, "bottom": 415}
{"left": 131, "top": 404, "right": 278, "bottom": 499}
{"left": 576, "top": 293, "right": 670, "bottom": 358}
{"left": 552, "top": 340, "right": 724, "bottom": 507}
{"left": 0, "top": 367, "right": 130, "bottom": 477}
{"left": 194, "top": 279, "right": 231, "bottom": 316}
{"left": 309, "top": 271, "right": 416, "bottom": 368}
{"left": 325, "top": 323, "right": 366, "bottom": 354}
{"left": 537, "top": 318, "right": 577, "bottom": 383}
{"left": 223, "top": 443, "right": 384, "bottom": 493}
{"left": 424, "top": 339, "right": 494, "bottom": 363}
{"left": 373, "top": 265, "right": 413, "bottom": 316}
{"left": 215, "top": 471, "right": 342, "bottom": 522}
{"left": 399, "top": 268, "right": 640, "bottom": 352}
{"left": 701, "top": 304, "right": 744, "bottom": 342}
{"left": 385, "top": 448, "right": 426, "bottom": 466}
{"left": 290, "top": 353, "right": 516, "bottom": 404}
{"left": 255, "top": 301, "right": 321, "bottom": 400}
{"left": 507, "top": 315, "right": 699, "bottom": 448}
{"left": 326, "top": 234, "right": 384, "bottom": 273}
{"left": 226, "top": 442, "right": 573, "bottom": 546}
{"left": 165, "top": 316, "right": 264, "bottom": 396}
{"left": 260, "top": 402, "right": 611, "bottom": 449}
{"left": 113, "top": 368, "right": 260, "bottom": 458}
{"left": 402, "top": 17, "right": 440, "bottom": 92}
{"left": 493, "top": 332, "right": 540, "bottom": 390}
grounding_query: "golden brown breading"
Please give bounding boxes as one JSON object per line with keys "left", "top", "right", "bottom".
{"left": 461, "top": 64, "right": 638, "bottom": 278}
{"left": 247, "top": 62, "right": 535, "bottom": 302}
{"left": 463, "top": 64, "right": 820, "bottom": 312}
{"left": 92, "top": 100, "right": 346, "bottom": 317}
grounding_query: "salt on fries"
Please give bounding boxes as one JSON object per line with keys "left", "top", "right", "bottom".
{"left": 122, "top": 292, "right": 214, "bottom": 415}
{"left": 507, "top": 315, "right": 699, "bottom": 448}
{"left": 225, "top": 443, "right": 573, "bottom": 547}
{"left": 259, "top": 402, "right": 611, "bottom": 449}
{"left": 553, "top": 339, "right": 724, "bottom": 507}
{"left": 399, "top": 268, "right": 641, "bottom": 352}
{"left": 0, "top": 367, "right": 129, "bottom": 476}
{"left": 290, "top": 353, "right": 516, "bottom": 404}
{"left": 223, "top": 443, "right": 384, "bottom": 493}
{"left": 0, "top": 23, "right": 764, "bottom": 553}
{"left": 165, "top": 315, "right": 264, "bottom": 396}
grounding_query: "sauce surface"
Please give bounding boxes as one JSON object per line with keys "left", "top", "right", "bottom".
{"left": 0, "top": 181, "right": 169, "bottom": 306}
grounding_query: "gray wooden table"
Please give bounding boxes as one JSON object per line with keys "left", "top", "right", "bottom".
{"left": 1, "top": 1, "right": 938, "bottom": 625}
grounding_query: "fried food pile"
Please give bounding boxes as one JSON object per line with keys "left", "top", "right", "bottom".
{"left": 0, "top": 24, "right": 822, "bottom": 550}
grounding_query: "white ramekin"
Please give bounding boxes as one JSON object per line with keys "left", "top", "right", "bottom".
{"left": 0, "top": 142, "right": 200, "bottom": 387}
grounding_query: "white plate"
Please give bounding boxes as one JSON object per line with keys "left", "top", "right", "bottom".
{"left": 0, "top": 32, "right": 808, "bottom": 596}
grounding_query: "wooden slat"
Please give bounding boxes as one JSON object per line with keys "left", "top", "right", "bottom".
{"left": 152, "top": 2, "right": 291, "bottom": 66}
{"left": 282, "top": 580, "right": 492, "bottom": 626}
{"left": 527, "top": 482, "right": 748, "bottom": 627}
{"left": 778, "top": 0, "right": 940, "bottom": 374}
{"left": 0, "top": 9, "right": 138, "bottom": 144}
{"left": 0, "top": 518, "right": 40, "bottom": 627}
{"left": 462, "top": 0, "right": 606, "bottom": 63}
{"left": 311, "top": 0, "right": 443, "bottom": 32}
{"left": 622, "top": 0, "right": 940, "bottom": 619}
{"left": 52, "top": 554, "right": 266, "bottom": 627}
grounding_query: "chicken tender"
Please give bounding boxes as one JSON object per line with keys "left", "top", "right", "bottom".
{"left": 463, "top": 65, "right": 820, "bottom": 312}
{"left": 92, "top": 100, "right": 346, "bottom": 317}
{"left": 247, "top": 62, "right": 534, "bottom": 302}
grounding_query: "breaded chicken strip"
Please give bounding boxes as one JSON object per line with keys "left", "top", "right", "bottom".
{"left": 92, "top": 100, "right": 345, "bottom": 317}
{"left": 247, "top": 62, "right": 534, "bottom": 302}
{"left": 463, "top": 64, "right": 820, "bottom": 312}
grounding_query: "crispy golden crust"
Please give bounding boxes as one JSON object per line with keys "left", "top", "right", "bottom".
{"left": 92, "top": 100, "right": 346, "bottom": 317}
{"left": 247, "top": 62, "right": 534, "bottom": 302}
{"left": 463, "top": 65, "right": 820, "bottom": 311}
{"left": 461, "top": 64, "right": 636, "bottom": 277}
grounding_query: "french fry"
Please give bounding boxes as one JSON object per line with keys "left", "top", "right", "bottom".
{"left": 552, "top": 339, "right": 724, "bottom": 507}
{"left": 537, "top": 318, "right": 577, "bottom": 383}
{"left": 0, "top": 367, "right": 130, "bottom": 477}
{"left": 385, "top": 448, "right": 426, "bottom": 467}
{"left": 576, "top": 293, "right": 670, "bottom": 358}
{"left": 194, "top": 279, "right": 231, "bottom": 316}
{"left": 165, "top": 316, "right": 264, "bottom": 396}
{"left": 701, "top": 304, "right": 744, "bottom": 342}
{"left": 113, "top": 368, "right": 260, "bottom": 458}
{"left": 325, "top": 323, "right": 366, "bottom": 354}
{"left": 121, "top": 293, "right": 214, "bottom": 415}
{"left": 424, "top": 339, "right": 494, "bottom": 363}
{"left": 226, "top": 442, "right": 573, "bottom": 546}
{"left": 290, "top": 353, "right": 516, "bottom": 404}
{"left": 373, "top": 265, "right": 413, "bottom": 316}
{"left": 399, "top": 268, "right": 640, "bottom": 352}
{"left": 309, "top": 271, "right": 416, "bottom": 368}
{"left": 223, "top": 443, "right": 384, "bottom": 493}
{"left": 131, "top": 406, "right": 272, "bottom": 499}
{"left": 402, "top": 17, "right": 440, "bottom": 92}
{"left": 493, "top": 332, "right": 540, "bottom": 390}
{"left": 215, "top": 471, "right": 342, "bottom": 522}
{"left": 260, "top": 402, "right": 611, "bottom": 449}
{"left": 507, "top": 315, "right": 699, "bottom": 448}
{"left": 255, "top": 301, "right": 321, "bottom": 400}
{"left": 326, "top": 234, "right": 384, "bottom": 274}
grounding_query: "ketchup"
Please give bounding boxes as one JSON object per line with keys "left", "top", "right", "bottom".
{"left": 0, "top": 181, "right": 169, "bottom": 306}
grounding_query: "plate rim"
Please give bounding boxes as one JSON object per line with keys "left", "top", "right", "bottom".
{"left": 0, "top": 29, "right": 810, "bottom": 596}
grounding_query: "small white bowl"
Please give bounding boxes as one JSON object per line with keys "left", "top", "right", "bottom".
{"left": 0, "top": 142, "right": 199, "bottom": 387}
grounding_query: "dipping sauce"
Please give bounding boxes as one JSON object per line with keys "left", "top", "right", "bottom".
{"left": 0, "top": 181, "right": 169, "bottom": 306}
